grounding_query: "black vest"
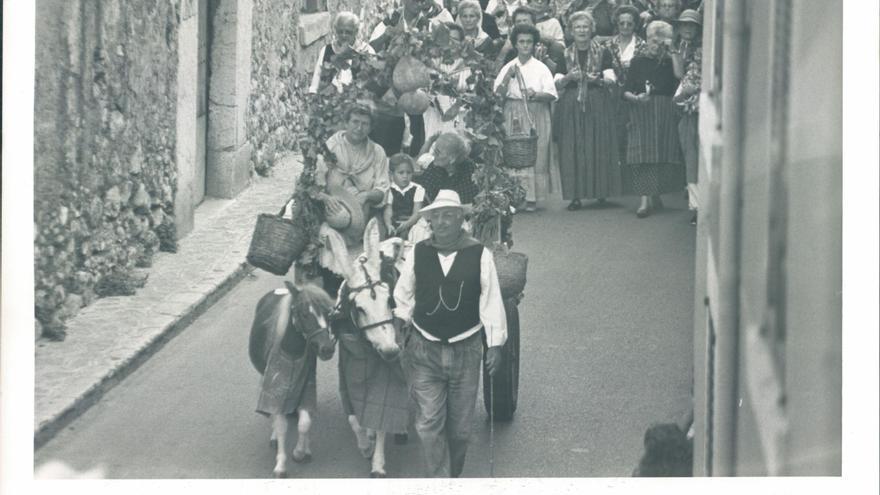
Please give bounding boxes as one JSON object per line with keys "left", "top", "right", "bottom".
{"left": 413, "top": 242, "right": 483, "bottom": 342}
{"left": 391, "top": 187, "right": 417, "bottom": 223}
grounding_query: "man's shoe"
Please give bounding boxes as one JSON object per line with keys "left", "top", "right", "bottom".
{"left": 690, "top": 213, "right": 697, "bottom": 226}
{"left": 637, "top": 207, "right": 650, "bottom": 218}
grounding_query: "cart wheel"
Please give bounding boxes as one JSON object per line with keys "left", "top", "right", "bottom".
{"left": 484, "top": 296, "right": 520, "bottom": 421}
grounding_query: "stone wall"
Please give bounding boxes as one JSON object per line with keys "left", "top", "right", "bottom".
{"left": 246, "top": 0, "right": 395, "bottom": 177}
{"left": 34, "top": 0, "right": 181, "bottom": 338}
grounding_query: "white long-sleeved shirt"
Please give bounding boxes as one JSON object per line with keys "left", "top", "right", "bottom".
{"left": 393, "top": 245, "right": 508, "bottom": 347}
{"left": 494, "top": 56, "right": 558, "bottom": 101}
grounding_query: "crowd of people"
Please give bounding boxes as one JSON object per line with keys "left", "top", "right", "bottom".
{"left": 301, "top": 0, "right": 705, "bottom": 478}
{"left": 309, "top": 0, "right": 704, "bottom": 224}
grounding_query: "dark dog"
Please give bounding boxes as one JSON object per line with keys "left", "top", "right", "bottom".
{"left": 633, "top": 423, "right": 693, "bottom": 477}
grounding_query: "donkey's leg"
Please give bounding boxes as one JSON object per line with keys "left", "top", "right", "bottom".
{"left": 292, "top": 409, "right": 313, "bottom": 463}
{"left": 369, "top": 430, "right": 387, "bottom": 477}
{"left": 348, "top": 415, "right": 374, "bottom": 459}
{"left": 271, "top": 414, "right": 292, "bottom": 478}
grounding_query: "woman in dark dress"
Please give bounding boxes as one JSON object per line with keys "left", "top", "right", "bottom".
{"left": 622, "top": 20, "right": 684, "bottom": 218}
{"left": 603, "top": 5, "right": 646, "bottom": 166}
{"left": 553, "top": 11, "right": 621, "bottom": 210}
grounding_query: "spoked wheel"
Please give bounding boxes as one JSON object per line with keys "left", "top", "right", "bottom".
{"left": 483, "top": 295, "right": 520, "bottom": 421}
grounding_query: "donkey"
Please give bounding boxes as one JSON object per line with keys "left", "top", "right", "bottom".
{"left": 248, "top": 281, "right": 337, "bottom": 478}
{"left": 327, "top": 220, "right": 414, "bottom": 477}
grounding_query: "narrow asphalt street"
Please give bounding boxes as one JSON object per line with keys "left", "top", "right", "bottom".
{"left": 35, "top": 195, "right": 695, "bottom": 478}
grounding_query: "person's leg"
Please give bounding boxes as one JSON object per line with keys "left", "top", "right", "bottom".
{"left": 407, "top": 113, "right": 425, "bottom": 157}
{"left": 406, "top": 334, "right": 452, "bottom": 477}
{"left": 445, "top": 334, "right": 483, "bottom": 478}
{"left": 319, "top": 267, "right": 344, "bottom": 298}
{"left": 370, "top": 114, "right": 406, "bottom": 156}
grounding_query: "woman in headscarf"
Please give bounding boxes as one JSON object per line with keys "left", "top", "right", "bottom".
{"left": 456, "top": 0, "right": 497, "bottom": 56}
{"left": 553, "top": 11, "right": 621, "bottom": 210}
{"left": 622, "top": 20, "right": 684, "bottom": 218}
{"left": 494, "top": 23, "right": 559, "bottom": 212}
{"left": 308, "top": 12, "right": 375, "bottom": 94}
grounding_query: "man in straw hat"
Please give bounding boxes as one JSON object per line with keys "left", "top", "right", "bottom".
{"left": 392, "top": 189, "right": 507, "bottom": 477}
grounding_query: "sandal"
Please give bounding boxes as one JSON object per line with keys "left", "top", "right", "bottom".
{"left": 566, "top": 200, "right": 582, "bottom": 211}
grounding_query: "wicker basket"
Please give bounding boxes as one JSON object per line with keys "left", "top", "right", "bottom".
{"left": 502, "top": 68, "right": 539, "bottom": 170}
{"left": 502, "top": 132, "right": 538, "bottom": 169}
{"left": 246, "top": 212, "right": 309, "bottom": 276}
{"left": 493, "top": 248, "right": 528, "bottom": 298}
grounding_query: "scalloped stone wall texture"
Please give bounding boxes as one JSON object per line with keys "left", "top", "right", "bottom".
{"left": 34, "top": 0, "right": 181, "bottom": 336}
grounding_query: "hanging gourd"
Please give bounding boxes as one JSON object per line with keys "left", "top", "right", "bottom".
{"left": 397, "top": 89, "right": 432, "bottom": 115}
{"left": 392, "top": 55, "right": 431, "bottom": 93}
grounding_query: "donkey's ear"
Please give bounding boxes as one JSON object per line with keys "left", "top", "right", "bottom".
{"left": 362, "top": 217, "right": 382, "bottom": 264}
{"left": 284, "top": 280, "right": 299, "bottom": 296}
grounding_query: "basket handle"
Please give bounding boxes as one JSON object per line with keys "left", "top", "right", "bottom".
{"left": 278, "top": 194, "right": 300, "bottom": 218}
{"left": 514, "top": 67, "right": 537, "bottom": 133}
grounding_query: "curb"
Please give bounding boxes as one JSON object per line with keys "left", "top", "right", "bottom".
{"left": 34, "top": 262, "right": 256, "bottom": 450}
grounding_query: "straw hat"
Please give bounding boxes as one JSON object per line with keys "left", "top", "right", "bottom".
{"left": 420, "top": 189, "right": 467, "bottom": 213}
{"left": 675, "top": 9, "right": 702, "bottom": 27}
{"left": 324, "top": 185, "right": 367, "bottom": 240}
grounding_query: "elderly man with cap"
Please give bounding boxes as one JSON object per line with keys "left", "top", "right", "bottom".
{"left": 392, "top": 189, "right": 507, "bottom": 478}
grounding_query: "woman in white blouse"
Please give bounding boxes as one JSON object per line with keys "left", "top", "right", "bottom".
{"left": 308, "top": 12, "right": 375, "bottom": 94}
{"left": 494, "top": 23, "right": 559, "bottom": 211}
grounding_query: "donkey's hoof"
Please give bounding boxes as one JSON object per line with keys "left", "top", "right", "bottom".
{"left": 370, "top": 471, "right": 387, "bottom": 478}
{"left": 273, "top": 470, "right": 288, "bottom": 478}
{"left": 292, "top": 451, "right": 313, "bottom": 464}
{"left": 360, "top": 445, "right": 375, "bottom": 459}
{"left": 393, "top": 433, "right": 408, "bottom": 445}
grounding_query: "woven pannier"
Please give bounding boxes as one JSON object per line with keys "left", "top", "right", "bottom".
{"left": 493, "top": 247, "right": 528, "bottom": 298}
{"left": 246, "top": 206, "right": 309, "bottom": 276}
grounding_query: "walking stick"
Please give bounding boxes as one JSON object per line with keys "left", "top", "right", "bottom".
{"left": 489, "top": 372, "right": 495, "bottom": 478}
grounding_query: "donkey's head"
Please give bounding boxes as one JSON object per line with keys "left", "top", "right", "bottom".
{"left": 332, "top": 220, "right": 411, "bottom": 361}
{"left": 285, "top": 281, "right": 337, "bottom": 361}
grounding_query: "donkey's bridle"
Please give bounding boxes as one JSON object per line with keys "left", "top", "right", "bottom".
{"left": 294, "top": 301, "right": 332, "bottom": 343}
{"left": 333, "top": 262, "right": 395, "bottom": 333}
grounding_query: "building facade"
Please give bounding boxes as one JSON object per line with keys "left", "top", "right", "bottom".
{"left": 33, "top": 0, "right": 395, "bottom": 337}
{"left": 691, "top": 0, "right": 842, "bottom": 476}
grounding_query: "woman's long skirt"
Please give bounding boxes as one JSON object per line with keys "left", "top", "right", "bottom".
{"left": 503, "top": 99, "right": 559, "bottom": 203}
{"left": 626, "top": 95, "right": 685, "bottom": 195}
{"left": 553, "top": 87, "right": 621, "bottom": 200}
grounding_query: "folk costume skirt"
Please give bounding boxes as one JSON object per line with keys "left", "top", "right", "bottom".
{"left": 503, "top": 99, "right": 560, "bottom": 203}
{"left": 626, "top": 95, "right": 685, "bottom": 196}
{"left": 337, "top": 330, "right": 411, "bottom": 434}
{"left": 553, "top": 87, "right": 622, "bottom": 201}
{"left": 255, "top": 343, "right": 318, "bottom": 416}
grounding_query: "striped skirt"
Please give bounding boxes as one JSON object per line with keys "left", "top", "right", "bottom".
{"left": 553, "top": 87, "right": 621, "bottom": 200}
{"left": 627, "top": 96, "right": 685, "bottom": 195}
{"left": 338, "top": 332, "right": 411, "bottom": 434}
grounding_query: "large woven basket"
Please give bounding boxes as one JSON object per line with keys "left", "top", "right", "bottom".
{"left": 502, "top": 68, "right": 539, "bottom": 170}
{"left": 246, "top": 213, "right": 309, "bottom": 276}
{"left": 494, "top": 249, "right": 528, "bottom": 298}
{"left": 502, "top": 133, "right": 538, "bottom": 169}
